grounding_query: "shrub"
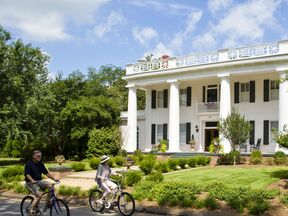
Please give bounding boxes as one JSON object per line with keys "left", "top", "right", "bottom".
{"left": 188, "top": 157, "right": 197, "bottom": 167}
{"left": 1, "top": 165, "right": 24, "bottom": 179}
{"left": 58, "top": 185, "right": 83, "bottom": 196}
{"left": 167, "top": 158, "right": 178, "bottom": 170}
{"left": 71, "top": 162, "right": 86, "bottom": 172}
{"left": 86, "top": 126, "right": 120, "bottom": 158}
{"left": 178, "top": 158, "right": 188, "bottom": 169}
{"left": 146, "top": 170, "right": 164, "bottom": 182}
{"left": 196, "top": 156, "right": 211, "bottom": 166}
{"left": 247, "top": 199, "right": 269, "bottom": 215}
{"left": 108, "top": 156, "right": 115, "bottom": 168}
{"left": 89, "top": 157, "right": 101, "bottom": 170}
{"left": 194, "top": 199, "right": 205, "bottom": 209}
{"left": 114, "top": 156, "right": 125, "bottom": 167}
{"left": 156, "top": 161, "right": 169, "bottom": 173}
{"left": 204, "top": 196, "right": 218, "bottom": 210}
{"left": 118, "top": 149, "right": 128, "bottom": 157}
{"left": 251, "top": 150, "right": 262, "bottom": 165}
{"left": 139, "top": 155, "right": 156, "bottom": 175}
{"left": 281, "top": 193, "right": 288, "bottom": 206}
{"left": 274, "top": 151, "right": 287, "bottom": 165}
{"left": 132, "top": 180, "right": 157, "bottom": 201}
{"left": 217, "top": 150, "right": 241, "bottom": 165}
{"left": 125, "top": 171, "right": 142, "bottom": 186}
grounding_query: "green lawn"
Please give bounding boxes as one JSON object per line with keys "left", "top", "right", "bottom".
{"left": 164, "top": 166, "right": 288, "bottom": 189}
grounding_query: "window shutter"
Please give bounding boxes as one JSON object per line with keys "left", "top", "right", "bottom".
{"left": 163, "top": 123, "right": 168, "bottom": 140}
{"left": 186, "top": 122, "right": 191, "bottom": 144}
{"left": 151, "top": 124, "right": 156, "bottom": 144}
{"left": 263, "top": 120, "right": 269, "bottom": 145}
{"left": 250, "top": 81, "right": 255, "bottom": 103}
{"left": 151, "top": 90, "right": 156, "bottom": 109}
{"left": 264, "top": 79, "right": 270, "bottom": 102}
{"left": 249, "top": 121, "right": 255, "bottom": 145}
{"left": 163, "top": 89, "right": 168, "bottom": 108}
{"left": 202, "top": 86, "right": 206, "bottom": 103}
{"left": 234, "top": 82, "right": 239, "bottom": 104}
{"left": 187, "top": 86, "right": 192, "bottom": 106}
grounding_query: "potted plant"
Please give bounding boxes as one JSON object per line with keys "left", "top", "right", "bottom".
{"left": 189, "top": 134, "right": 196, "bottom": 151}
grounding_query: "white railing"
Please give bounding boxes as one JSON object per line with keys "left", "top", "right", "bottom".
{"left": 197, "top": 102, "right": 220, "bottom": 113}
{"left": 176, "top": 52, "right": 219, "bottom": 67}
{"left": 126, "top": 40, "right": 287, "bottom": 75}
{"left": 227, "top": 42, "right": 279, "bottom": 60}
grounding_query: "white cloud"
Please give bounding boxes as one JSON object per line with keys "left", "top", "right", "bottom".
{"left": 192, "top": 33, "right": 217, "bottom": 51}
{"left": 93, "top": 11, "right": 124, "bottom": 38}
{"left": 0, "top": 0, "right": 109, "bottom": 42}
{"left": 145, "top": 42, "right": 173, "bottom": 58}
{"left": 208, "top": 0, "right": 233, "bottom": 14}
{"left": 132, "top": 27, "right": 158, "bottom": 46}
{"left": 193, "top": 0, "right": 282, "bottom": 50}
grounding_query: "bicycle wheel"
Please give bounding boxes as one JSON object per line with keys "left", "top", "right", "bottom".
{"left": 117, "top": 192, "right": 135, "bottom": 216}
{"left": 89, "top": 189, "right": 104, "bottom": 212}
{"left": 20, "top": 195, "right": 34, "bottom": 216}
{"left": 50, "top": 198, "right": 70, "bottom": 216}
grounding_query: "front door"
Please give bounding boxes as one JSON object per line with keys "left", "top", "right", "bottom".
{"left": 205, "top": 129, "right": 219, "bottom": 151}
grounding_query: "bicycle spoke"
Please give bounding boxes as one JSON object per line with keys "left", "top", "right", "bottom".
{"left": 89, "top": 189, "right": 104, "bottom": 212}
{"left": 117, "top": 192, "right": 135, "bottom": 216}
{"left": 50, "top": 199, "right": 70, "bottom": 216}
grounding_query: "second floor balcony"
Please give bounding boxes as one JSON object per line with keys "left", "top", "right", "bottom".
{"left": 196, "top": 102, "right": 220, "bottom": 114}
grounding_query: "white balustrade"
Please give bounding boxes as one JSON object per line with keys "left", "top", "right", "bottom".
{"left": 197, "top": 102, "right": 220, "bottom": 113}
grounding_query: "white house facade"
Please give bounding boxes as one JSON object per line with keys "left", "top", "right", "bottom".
{"left": 121, "top": 40, "right": 288, "bottom": 154}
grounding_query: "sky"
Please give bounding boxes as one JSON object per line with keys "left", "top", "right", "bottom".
{"left": 1, "top": 0, "right": 288, "bottom": 78}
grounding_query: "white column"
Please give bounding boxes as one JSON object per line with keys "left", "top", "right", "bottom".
{"left": 145, "top": 89, "right": 152, "bottom": 151}
{"left": 218, "top": 74, "right": 231, "bottom": 153}
{"left": 277, "top": 70, "right": 288, "bottom": 152}
{"left": 167, "top": 80, "right": 180, "bottom": 152}
{"left": 127, "top": 85, "right": 137, "bottom": 152}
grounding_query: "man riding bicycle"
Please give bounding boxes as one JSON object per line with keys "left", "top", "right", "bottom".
{"left": 24, "top": 150, "right": 59, "bottom": 216}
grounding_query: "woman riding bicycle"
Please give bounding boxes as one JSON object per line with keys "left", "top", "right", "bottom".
{"left": 95, "top": 155, "right": 117, "bottom": 204}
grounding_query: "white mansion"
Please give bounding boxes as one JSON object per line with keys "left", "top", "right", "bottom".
{"left": 120, "top": 40, "right": 288, "bottom": 154}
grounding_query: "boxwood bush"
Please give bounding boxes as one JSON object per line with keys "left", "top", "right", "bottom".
{"left": 125, "top": 170, "right": 142, "bottom": 186}
{"left": 114, "top": 156, "right": 125, "bottom": 167}
{"left": 155, "top": 161, "right": 169, "bottom": 173}
{"left": 139, "top": 154, "right": 156, "bottom": 175}
{"left": 250, "top": 150, "right": 262, "bottom": 164}
{"left": 274, "top": 151, "right": 287, "bottom": 165}
{"left": 1, "top": 165, "right": 24, "bottom": 179}
{"left": 71, "top": 162, "right": 86, "bottom": 172}
{"left": 146, "top": 170, "right": 164, "bottom": 182}
{"left": 89, "top": 157, "right": 101, "bottom": 170}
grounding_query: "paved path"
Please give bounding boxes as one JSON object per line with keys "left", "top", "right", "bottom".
{"left": 0, "top": 196, "right": 161, "bottom": 216}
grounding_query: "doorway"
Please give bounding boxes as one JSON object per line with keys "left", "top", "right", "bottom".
{"left": 205, "top": 129, "right": 219, "bottom": 151}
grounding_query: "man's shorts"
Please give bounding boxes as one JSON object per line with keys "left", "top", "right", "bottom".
{"left": 25, "top": 181, "right": 50, "bottom": 197}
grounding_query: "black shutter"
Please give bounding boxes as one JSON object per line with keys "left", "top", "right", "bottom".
{"left": 250, "top": 81, "right": 255, "bottom": 103}
{"left": 163, "top": 89, "right": 168, "bottom": 108}
{"left": 234, "top": 82, "right": 240, "bottom": 104}
{"left": 187, "top": 87, "right": 192, "bottom": 106}
{"left": 186, "top": 122, "right": 191, "bottom": 144}
{"left": 151, "top": 90, "right": 156, "bottom": 109}
{"left": 151, "top": 124, "right": 156, "bottom": 144}
{"left": 163, "top": 123, "right": 168, "bottom": 140}
{"left": 202, "top": 86, "right": 206, "bottom": 102}
{"left": 263, "top": 120, "right": 269, "bottom": 145}
{"left": 264, "top": 79, "right": 270, "bottom": 102}
{"left": 249, "top": 121, "right": 255, "bottom": 145}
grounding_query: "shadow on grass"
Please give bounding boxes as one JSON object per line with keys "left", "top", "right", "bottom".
{"left": 269, "top": 169, "right": 288, "bottom": 179}
{"left": 0, "top": 160, "right": 22, "bottom": 166}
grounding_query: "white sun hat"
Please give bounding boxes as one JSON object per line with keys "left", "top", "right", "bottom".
{"left": 100, "top": 155, "right": 110, "bottom": 163}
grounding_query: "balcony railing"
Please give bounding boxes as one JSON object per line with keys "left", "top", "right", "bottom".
{"left": 126, "top": 40, "right": 287, "bottom": 75}
{"left": 197, "top": 102, "right": 220, "bottom": 113}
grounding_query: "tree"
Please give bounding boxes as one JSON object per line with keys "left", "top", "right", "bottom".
{"left": 273, "top": 126, "right": 288, "bottom": 149}
{"left": 218, "top": 108, "right": 252, "bottom": 151}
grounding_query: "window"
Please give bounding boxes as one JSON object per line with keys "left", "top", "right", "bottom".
{"left": 270, "top": 121, "right": 279, "bottom": 143}
{"left": 270, "top": 80, "right": 279, "bottom": 100}
{"left": 180, "top": 123, "right": 186, "bottom": 144}
{"left": 206, "top": 85, "right": 218, "bottom": 102}
{"left": 157, "top": 91, "right": 164, "bottom": 108}
{"left": 157, "top": 124, "right": 163, "bottom": 143}
{"left": 180, "top": 89, "right": 187, "bottom": 106}
{"left": 240, "top": 82, "right": 250, "bottom": 102}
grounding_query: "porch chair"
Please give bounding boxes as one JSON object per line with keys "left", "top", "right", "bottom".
{"left": 250, "top": 138, "right": 261, "bottom": 152}
{"left": 239, "top": 142, "right": 248, "bottom": 152}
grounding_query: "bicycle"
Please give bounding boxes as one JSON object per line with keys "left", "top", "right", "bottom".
{"left": 89, "top": 175, "right": 135, "bottom": 216}
{"left": 20, "top": 181, "right": 70, "bottom": 216}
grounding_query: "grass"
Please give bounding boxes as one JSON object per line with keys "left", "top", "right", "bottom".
{"left": 164, "top": 166, "right": 288, "bottom": 189}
